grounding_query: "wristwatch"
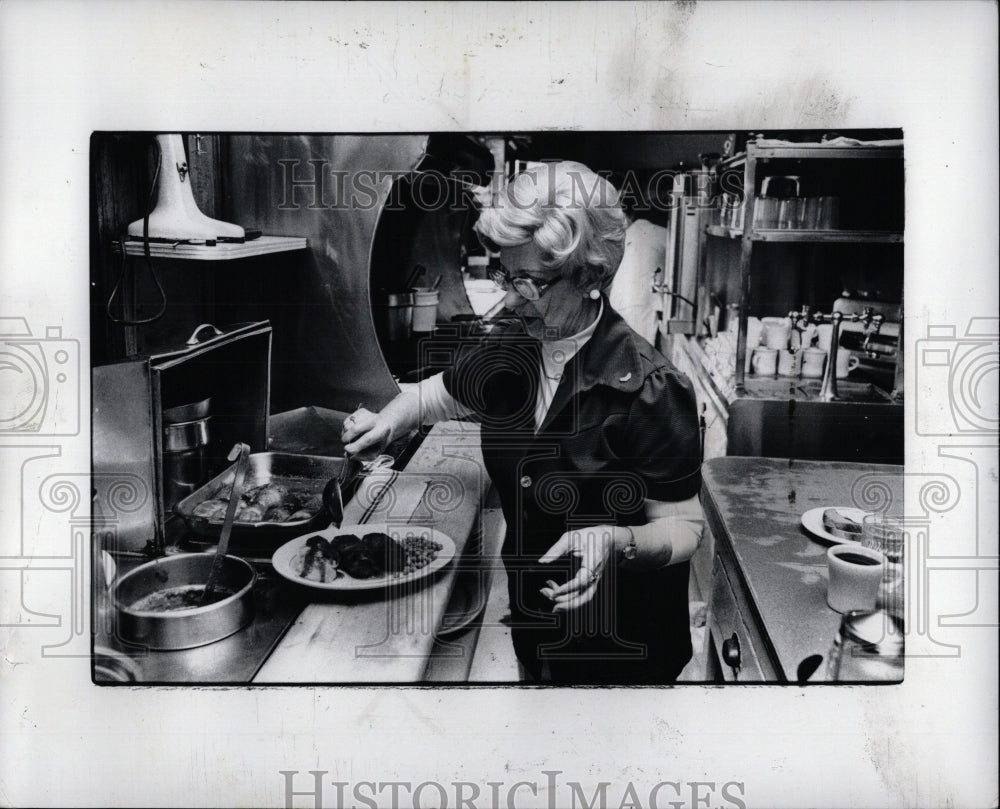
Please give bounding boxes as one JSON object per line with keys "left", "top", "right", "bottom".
{"left": 621, "top": 526, "right": 638, "bottom": 561}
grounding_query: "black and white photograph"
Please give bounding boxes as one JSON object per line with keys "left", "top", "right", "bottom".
{"left": 89, "top": 129, "right": 906, "bottom": 686}
{"left": 2, "top": 1, "right": 997, "bottom": 807}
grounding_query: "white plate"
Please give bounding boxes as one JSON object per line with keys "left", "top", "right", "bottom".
{"left": 801, "top": 506, "right": 872, "bottom": 545}
{"left": 271, "top": 523, "right": 456, "bottom": 591}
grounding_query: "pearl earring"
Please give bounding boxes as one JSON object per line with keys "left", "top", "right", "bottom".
{"left": 589, "top": 289, "right": 600, "bottom": 300}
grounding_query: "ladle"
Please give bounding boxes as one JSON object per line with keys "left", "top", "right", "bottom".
{"left": 322, "top": 453, "right": 395, "bottom": 529}
{"left": 201, "top": 442, "right": 250, "bottom": 604}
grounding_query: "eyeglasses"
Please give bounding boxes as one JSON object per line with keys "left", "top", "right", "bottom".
{"left": 488, "top": 265, "right": 557, "bottom": 301}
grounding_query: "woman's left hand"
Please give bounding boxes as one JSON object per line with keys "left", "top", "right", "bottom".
{"left": 538, "top": 525, "right": 617, "bottom": 612}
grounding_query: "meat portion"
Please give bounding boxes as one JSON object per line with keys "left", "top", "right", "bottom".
{"left": 363, "top": 532, "right": 407, "bottom": 573}
{"left": 299, "top": 532, "right": 408, "bottom": 579}
{"left": 822, "top": 508, "right": 863, "bottom": 540}
{"left": 248, "top": 483, "right": 288, "bottom": 510}
{"left": 293, "top": 534, "right": 340, "bottom": 582}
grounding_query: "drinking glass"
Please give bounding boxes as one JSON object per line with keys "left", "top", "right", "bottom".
{"left": 861, "top": 513, "right": 906, "bottom": 619}
{"left": 816, "top": 196, "right": 841, "bottom": 229}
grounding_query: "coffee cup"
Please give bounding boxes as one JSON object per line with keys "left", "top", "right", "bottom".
{"left": 744, "top": 317, "right": 764, "bottom": 373}
{"left": 777, "top": 348, "right": 801, "bottom": 377}
{"left": 816, "top": 323, "right": 834, "bottom": 353}
{"left": 836, "top": 351, "right": 861, "bottom": 379}
{"left": 751, "top": 347, "right": 778, "bottom": 376}
{"left": 762, "top": 317, "right": 792, "bottom": 350}
{"left": 801, "top": 347, "right": 826, "bottom": 378}
{"left": 827, "top": 544, "right": 886, "bottom": 613}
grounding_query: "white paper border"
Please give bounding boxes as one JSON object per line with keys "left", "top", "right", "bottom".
{"left": 1, "top": 1, "right": 997, "bottom": 807}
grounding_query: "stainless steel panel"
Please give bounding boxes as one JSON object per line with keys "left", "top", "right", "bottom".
{"left": 93, "top": 321, "right": 272, "bottom": 552}
{"left": 225, "top": 135, "right": 427, "bottom": 412}
{"left": 93, "top": 361, "right": 158, "bottom": 553}
{"left": 727, "top": 396, "right": 904, "bottom": 464}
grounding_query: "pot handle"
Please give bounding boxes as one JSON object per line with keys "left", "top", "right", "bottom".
{"left": 186, "top": 323, "right": 224, "bottom": 345}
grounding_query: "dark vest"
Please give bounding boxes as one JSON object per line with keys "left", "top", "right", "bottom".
{"left": 444, "top": 303, "right": 702, "bottom": 683}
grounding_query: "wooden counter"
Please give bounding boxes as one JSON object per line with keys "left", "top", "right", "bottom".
{"left": 700, "top": 456, "right": 903, "bottom": 682}
{"left": 254, "top": 420, "right": 490, "bottom": 683}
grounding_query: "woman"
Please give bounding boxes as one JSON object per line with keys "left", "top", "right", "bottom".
{"left": 343, "top": 162, "right": 704, "bottom": 684}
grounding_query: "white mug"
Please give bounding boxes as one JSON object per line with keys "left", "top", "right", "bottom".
{"left": 827, "top": 545, "right": 886, "bottom": 613}
{"left": 777, "top": 349, "right": 801, "bottom": 377}
{"left": 801, "top": 347, "right": 826, "bottom": 378}
{"left": 751, "top": 347, "right": 778, "bottom": 376}
{"left": 816, "top": 323, "right": 834, "bottom": 353}
{"left": 836, "top": 351, "right": 861, "bottom": 379}
{"left": 744, "top": 317, "right": 764, "bottom": 373}
{"left": 761, "top": 317, "right": 792, "bottom": 350}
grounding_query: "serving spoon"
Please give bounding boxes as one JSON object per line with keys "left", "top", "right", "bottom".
{"left": 322, "top": 453, "right": 395, "bottom": 529}
{"left": 200, "top": 442, "right": 250, "bottom": 605}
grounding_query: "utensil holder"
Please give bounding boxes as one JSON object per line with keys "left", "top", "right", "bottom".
{"left": 386, "top": 293, "right": 414, "bottom": 340}
{"left": 411, "top": 288, "right": 440, "bottom": 333}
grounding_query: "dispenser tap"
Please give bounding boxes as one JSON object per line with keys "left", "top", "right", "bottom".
{"left": 862, "top": 310, "right": 885, "bottom": 353}
{"left": 817, "top": 311, "right": 844, "bottom": 402}
{"left": 787, "top": 306, "right": 880, "bottom": 401}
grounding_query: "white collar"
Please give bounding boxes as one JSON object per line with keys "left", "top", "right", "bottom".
{"left": 539, "top": 298, "right": 603, "bottom": 373}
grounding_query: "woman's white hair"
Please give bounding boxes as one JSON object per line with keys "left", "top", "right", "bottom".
{"left": 474, "top": 161, "right": 627, "bottom": 291}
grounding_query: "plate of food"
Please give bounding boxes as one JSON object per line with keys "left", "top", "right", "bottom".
{"left": 271, "top": 523, "right": 456, "bottom": 591}
{"left": 801, "top": 506, "right": 872, "bottom": 545}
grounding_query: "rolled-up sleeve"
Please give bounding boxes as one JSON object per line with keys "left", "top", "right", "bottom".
{"left": 414, "top": 372, "right": 473, "bottom": 424}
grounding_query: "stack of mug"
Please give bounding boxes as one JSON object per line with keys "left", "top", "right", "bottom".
{"left": 749, "top": 316, "right": 859, "bottom": 379}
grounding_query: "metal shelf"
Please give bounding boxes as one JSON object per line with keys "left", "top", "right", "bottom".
{"left": 705, "top": 225, "right": 903, "bottom": 244}
{"left": 750, "top": 145, "right": 903, "bottom": 160}
{"left": 751, "top": 229, "right": 903, "bottom": 244}
{"left": 116, "top": 235, "right": 307, "bottom": 261}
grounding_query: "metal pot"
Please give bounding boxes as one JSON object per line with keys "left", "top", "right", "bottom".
{"left": 110, "top": 553, "right": 255, "bottom": 650}
{"left": 163, "top": 416, "right": 211, "bottom": 510}
{"left": 162, "top": 396, "right": 212, "bottom": 425}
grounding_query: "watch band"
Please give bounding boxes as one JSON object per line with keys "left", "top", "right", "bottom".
{"left": 621, "top": 525, "right": 638, "bottom": 561}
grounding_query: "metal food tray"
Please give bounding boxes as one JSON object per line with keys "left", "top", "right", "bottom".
{"left": 175, "top": 451, "right": 344, "bottom": 544}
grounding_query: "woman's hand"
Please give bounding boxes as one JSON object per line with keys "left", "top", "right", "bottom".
{"left": 340, "top": 407, "right": 391, "bottom": 456}
{"left": 538, "top": 525, "right": 618, "bottom": 613}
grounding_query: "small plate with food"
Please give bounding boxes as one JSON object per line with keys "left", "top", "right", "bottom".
{"left": 801, "top": 506, "right": 872, "bottom": 545}
{"left": 271, "top": 523, "right": 456, "bottom": 591}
